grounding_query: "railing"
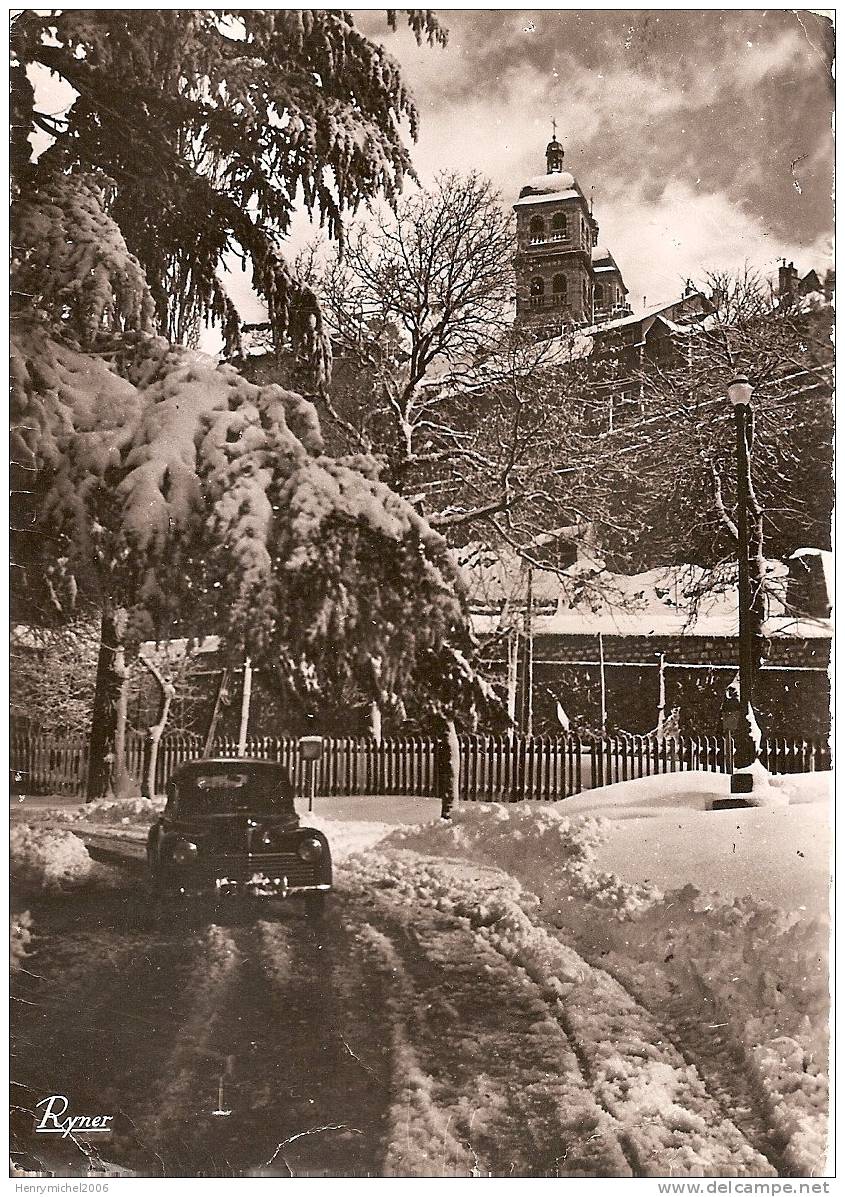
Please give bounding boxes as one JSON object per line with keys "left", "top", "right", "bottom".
{"left": 10, "top": 730, "right": 831, "bottom": 800}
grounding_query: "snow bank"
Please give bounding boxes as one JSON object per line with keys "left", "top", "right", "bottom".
{"left": 382, "top": 786, "right": 830, "bottom": 1175}
{"left": 558, "top": 770, "right": 831, "bottom": 912}
{"left": 11, "top": 911, "right": 34, "bottom": 971}
{"left": 389, "top": 803, "right": 661, "bottom": 918}
{"left": 346, "top": 851, "right": 774, "bottom": 1176}
{"left": 53, "top": 795, "right": 166, "bottom": 826}
{"left": 10, "top": 825, "right": 120, "bottom": 892}
{"left": 561, "top": 768, "right": 830, "bottom": 819}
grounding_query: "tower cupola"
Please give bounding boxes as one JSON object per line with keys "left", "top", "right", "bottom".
{"left": 546, "top": 121, "right": 564, "bottom": 173}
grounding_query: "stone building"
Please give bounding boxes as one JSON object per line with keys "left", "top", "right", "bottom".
{"left": 513, "top": 134, "right": 631, "bottom": 333}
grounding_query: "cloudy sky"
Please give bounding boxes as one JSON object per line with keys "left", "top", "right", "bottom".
{"left": 353, "top": 8, "right": 833, "bottom": 309}
{"left": 30, "top": 8, "right": 833, "bottom": 325}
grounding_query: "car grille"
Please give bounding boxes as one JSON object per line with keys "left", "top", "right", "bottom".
{"left": 204, "top": 853, "right": 318, "bottom": 887}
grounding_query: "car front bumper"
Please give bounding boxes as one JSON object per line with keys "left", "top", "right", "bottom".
{"left": 156, "top": 852, "right": 331, "bottom": 898}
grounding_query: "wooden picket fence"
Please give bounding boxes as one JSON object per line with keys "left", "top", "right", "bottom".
{"left": 9, "top": 729, "right": 831, "bottom": 800}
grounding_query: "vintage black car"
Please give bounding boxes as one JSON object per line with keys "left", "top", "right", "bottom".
{"left": 146, "top": 759, "right": 331, "bottom": 915}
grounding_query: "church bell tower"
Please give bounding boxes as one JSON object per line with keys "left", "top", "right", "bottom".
{"left": 513, "top": 129, "right": 628, "bottom": 334}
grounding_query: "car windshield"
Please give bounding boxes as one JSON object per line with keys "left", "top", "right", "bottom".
{"left": 174, "top": 766, "right": 295, "bottom": 819}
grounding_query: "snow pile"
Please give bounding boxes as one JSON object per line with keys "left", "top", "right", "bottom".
{"left": 10, "top": 825, "right": 119, "bottom": 891}
{"left": 55, "top": 795, "right": 166, "bottom": 826}
{"left": 389, "top": 803, "right": 662, "bottom": 918}
{"left": 11, "top": 911, "right": 34, "bottom": 971}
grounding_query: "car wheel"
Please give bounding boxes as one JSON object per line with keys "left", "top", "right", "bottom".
{"left": 304, "top": 892, "right": 327, "bottom": 920}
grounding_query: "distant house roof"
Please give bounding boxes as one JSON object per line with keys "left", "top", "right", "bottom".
{"left": 464, "top": 552, "right": 832, "bottom": 643}
{"left": 555, "top": 292, "right": 713, "bottom": 348}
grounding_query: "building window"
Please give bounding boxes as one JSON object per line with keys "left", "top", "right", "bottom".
{"left": 551, "top": 274, "right": 567, "bottom": 306}
{"left": 583, "top": 277, "right": 590, "bottom": 308}
{"left": 551, "top": 212, "right": 568, "bottom": 240}
{"left": 529, "top": 215, "right": 545, "bottom": 243}
{"left": 530, "top": 276, "right": 545, "bottom": 306}
{"left": 594, "top": 282, "right": 605, "bottom": 308}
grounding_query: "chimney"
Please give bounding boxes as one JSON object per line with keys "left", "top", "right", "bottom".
{"left": 778, "top": 260, "right": 798, "bottom": 304}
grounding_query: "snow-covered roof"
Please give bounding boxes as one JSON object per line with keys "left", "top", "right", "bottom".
{"left": 519, "top": 171, "right": 576, "bottom": 194}
{"left": 514, "top": 188, "right": 580, "bottom": 208}
{"left": 591, "top": 246, "right": 612, "bottom": 263}
{"left": 579, "top": 293, "right": 709, "bottom": 338}
{"left": 465, "top": 557, "right": 832, "bottom": 642}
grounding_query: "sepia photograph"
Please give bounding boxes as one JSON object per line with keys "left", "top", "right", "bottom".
{"left": 9, "top": 7, "right": 834, "bottom": 1182}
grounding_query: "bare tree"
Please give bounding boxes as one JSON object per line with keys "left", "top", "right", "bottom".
{"left": 303, "top": 173, "right": 515, "bottom": 494}
{"left": 10, "top": 621, "right": 100, "bottom": 735}
{"left": 575, "top": 272, "right": 833, "bottom": 679}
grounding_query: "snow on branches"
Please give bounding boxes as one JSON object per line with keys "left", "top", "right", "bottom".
{"left": 12, "top": 10, "right": 447, "bottom": 380}
{"left": 11, "top": 169, "right": 155, "bottom": 345}
{"left": 12, "top": 166, "right": 482, "bottom": 721}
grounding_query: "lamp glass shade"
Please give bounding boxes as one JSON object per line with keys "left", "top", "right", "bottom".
{"left": 727, "top": 377, "right": 753, "bottom": 407}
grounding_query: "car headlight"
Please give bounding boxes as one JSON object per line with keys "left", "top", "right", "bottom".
{"left": 297, "top": 837, "right": 323, "bottom": 862}
{"left": 171, "top": 839, "right": 198, "bottom": 864}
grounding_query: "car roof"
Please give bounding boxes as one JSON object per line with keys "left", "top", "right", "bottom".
{"left": 175, "top": 757, "right": 287, "bottom": 767}
{"left": 170, "top": 758, "right": 292, "bottom": 777}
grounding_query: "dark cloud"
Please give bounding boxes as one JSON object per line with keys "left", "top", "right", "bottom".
{"left": 358, "top": 9, "right": 833, "bottom": 254}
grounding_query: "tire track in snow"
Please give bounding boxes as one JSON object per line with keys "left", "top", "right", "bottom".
{"left": 455, "top": 875, "right": 778, "bottom": 1177}
{"left": 137, "top": 923, "right": 244, "bottom": 1142}
{"left": 250, "top": 914, "right": 393, "bottom": 1176}
{"left": 593, "top": 957, "right": 793, "bottom": 1175}
{"left": 10, "top": 890, "right": 223, "bottom": 1176}
{"left": 349, "top": 881, "right": 631, "bottom": 1176}
{"left": 344, "top": 852, "right": 777, "bottom": 1178}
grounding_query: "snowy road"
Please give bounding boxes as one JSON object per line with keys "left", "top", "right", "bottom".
{"left": 12, "top": 783, "right": 828, "bottom": 1178}
{"left": 12, "top": 885, "right": 396, "bottom": 1176}
{"left": 13, "top": 852, "right": 785, "bottom": 1178}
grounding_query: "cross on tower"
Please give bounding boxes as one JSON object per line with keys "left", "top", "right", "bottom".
{"left": 551, "top": 117, "right": 557, "bottom": 138}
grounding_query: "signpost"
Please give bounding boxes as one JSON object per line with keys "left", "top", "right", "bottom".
{"left": 298, "top": 735, "right": 324, "bottom": 812}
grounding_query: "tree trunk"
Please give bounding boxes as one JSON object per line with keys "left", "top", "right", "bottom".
{"left": 521, "top": 568, "right": 534, "bottom": 735}
{"left": 655, "top": 653, "right": 666, "bottom": 737}
{"left": 368, "top": 701, "right": 383, "bottom": 745}
{"left": 139, "top": 655, "right": 175, "bottom": 798}
{"left": 111, "top": 643, "right": 134, "bottom": 797}
{"left": 85, "top": 607, "right": 130, "bottom": 801}
{"left": 237, "top": 658, "right": 253, "bottom": 757}
{"left": 438, "top": 718, "right": 461, "bottom": 820}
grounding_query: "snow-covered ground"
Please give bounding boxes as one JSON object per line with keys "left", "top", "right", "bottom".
{"left": 11, "top": 772, "right": 831, "bottom": 1176}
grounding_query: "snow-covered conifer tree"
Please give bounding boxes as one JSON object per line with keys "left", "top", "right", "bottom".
{"left": 11, "top": 9, "right": 445, "bottom": 379}
{"left": 12, "top": 10, "right": 496, "bottom": 797}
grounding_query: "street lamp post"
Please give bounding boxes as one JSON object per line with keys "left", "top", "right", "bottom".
{"left": 726, "top": 375, "right": 760, "bottom": 794}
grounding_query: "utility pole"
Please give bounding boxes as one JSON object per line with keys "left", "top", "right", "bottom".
{"left": 522, "top": 567, "right": 534, "bottom": 735}
{"left": 598, "top": 632, "right": 607, "bottom": 734}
